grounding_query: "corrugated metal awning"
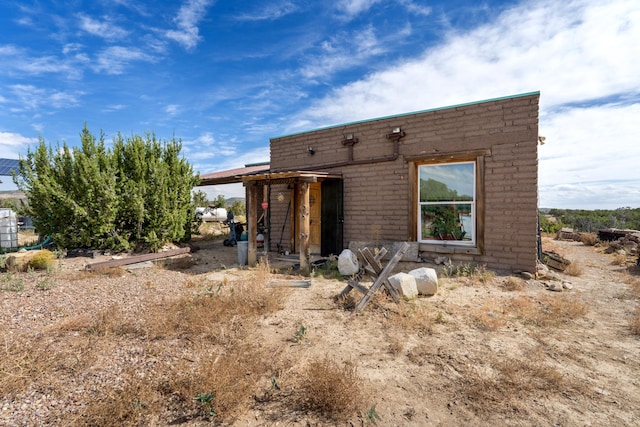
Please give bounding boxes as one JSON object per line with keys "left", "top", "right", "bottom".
{"left": 198, "top": 162, "right": 270, "bottom": 186}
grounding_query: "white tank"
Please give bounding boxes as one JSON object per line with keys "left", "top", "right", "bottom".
{"left": 0, "top": 209, "right": 18, "bottom": 249}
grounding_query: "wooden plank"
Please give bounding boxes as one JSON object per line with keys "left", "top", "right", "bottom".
{"left": 87, "top": 247, "right": 191, "bottom": 270}
{"left": 360, "top": 248, "right": 400, "bottom": 304}
{"left": 298, "top": 182, "right": 310, "bottom": 275}
{"left": 354, "top": 242, "right": 409, "bottom": 311}
{"left": 247, "top": 182, "right": 258, "bottom": 266}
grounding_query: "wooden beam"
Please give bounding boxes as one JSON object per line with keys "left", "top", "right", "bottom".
{"left": 87, "top": 247, "right": 191, "bottom": 270}
{"left": 298, "top": 181, "right": 310, "bottom": 275}
{"left": 247, "top": 182, "right": 258, "bottom": 266}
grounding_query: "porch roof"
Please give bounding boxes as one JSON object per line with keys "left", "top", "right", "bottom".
{"left": 241, "top": 170, "right": 342, "bottom": 186}
{"left": 198, "top": 162, "right": 270, "bottom": 186}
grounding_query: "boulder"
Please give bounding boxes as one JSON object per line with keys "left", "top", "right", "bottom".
{"left": 337, "top": 249, "right": 360, "bottom": 276}
{"left": 409, "top": 267, "right": 439, "bottom": 296}
{"left": 387, "top": 273, "right": 418, "bottom": 299}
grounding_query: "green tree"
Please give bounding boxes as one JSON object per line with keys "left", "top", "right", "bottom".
{"left": 192, "top": 190, "right": 209, "bottom": 207}
{"left": 14, "top": 125, "right": 199, "bottom": 251}
{"left": 229, "top": 199, "right": 246, "bottom": 217}
{"left": 211, "top": 194, "right": 226, "bottom": 208}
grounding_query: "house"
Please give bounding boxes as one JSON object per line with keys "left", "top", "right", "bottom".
{"left": 199, "top": 92, "right": 540, "bottom": 273}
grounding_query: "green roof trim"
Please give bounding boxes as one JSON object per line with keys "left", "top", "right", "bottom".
{"left": 271, "top": 91, "right": 540, "bottom": 140}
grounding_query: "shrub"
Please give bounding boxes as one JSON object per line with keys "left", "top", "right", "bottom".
{"left": 27, "top": 250, "right": 56, "bottom": 271}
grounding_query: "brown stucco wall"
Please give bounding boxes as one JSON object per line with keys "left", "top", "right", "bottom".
{"left": 268, "top": 92, "right": 540, "bottom": 272}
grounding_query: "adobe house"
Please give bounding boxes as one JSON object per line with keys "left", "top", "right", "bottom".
{"left": 200, "top": 91, "right": 540, "bottom": 273}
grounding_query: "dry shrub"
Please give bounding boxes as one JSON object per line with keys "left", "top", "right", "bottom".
{"left": 0, "top": 335, "right": 56, "bottom": 396}
{"left": 294, "top": 357, "right": 365, "bottom": 420}
{"left": 500, "top": 276, "right": 525, "bottom": 292}
{"left": 461, "top": 352, "right": 581, "bottom": 414}
{"left": 387, "top": 336, "right": 405, "bottom": 356}
{"left": 508, "top": 294, "right": 587, "bottom": 327}
{"left": 443, "top": 263, "right": 496, "bottom": 286}
{"left": 630, "top": 307, "right": 640, "bottom": 336}
{"left": 563, "top": 260, "right": 583, "bottom": 276}
{"left": 612, "top": 252, "right": 629, "bottom": 266}
{"left": 91, "top": 266, "right": 128, "bottom": 277}
{"left": 27, "top": 249, "right": 56, "bottom": 270}
{"left": 470, "top": 302, "right": 505, "bottom": 331}
{"left": 391, "top": 301, "right": 434, "bottom": 336}
{"left": 581, "top": 233, "right": 599, "bottom": 246}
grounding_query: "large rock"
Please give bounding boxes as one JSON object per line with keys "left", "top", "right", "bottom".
{"left": 337, "top": 249, "right": 360, "bottom": 276}
{"left": 409, "top": 267, "right": 439, "bottom": 296}
{"left": 388, "top": 273, "right": 418, "bottom": 299}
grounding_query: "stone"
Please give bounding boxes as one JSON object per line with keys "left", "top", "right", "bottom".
{"left": 387, "top": 272, "right": 418, "bottom": 299}
{"left": 546, "top": 282, "right": 563, "bottom": 292}
{"left": 434, "top": 256, "right": 449, "bottom": 265}
{"left": 408, "top": 267, "right": 439, "bottom": 296}
{"left": 338, "top": 249, "right": 360, "bottom": 276}
{"left": 521, "top": 271, "right": 535, "bottom": 280}
{"left": 562, "top": 282, "right": 573, "bottom": 290}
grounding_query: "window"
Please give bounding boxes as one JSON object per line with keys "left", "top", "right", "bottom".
{"left": 418, "top": 161, "right": 475, "bottom": 245}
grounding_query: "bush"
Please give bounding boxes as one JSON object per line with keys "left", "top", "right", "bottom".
{"left": 28, "top": 250, "right": 56, "bottom": 271}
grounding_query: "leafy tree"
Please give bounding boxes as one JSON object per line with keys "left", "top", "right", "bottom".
{"left": 14, "top": 125, "right": 199, "bottom": 251}
{"left": 211, "top": 194, "right": 226, "bottom": 208}
{"left": 192, "top": 190, "right": 209, "bottom": 207}
{"left": 229, "top": 199, "right": 246, "bottom": 217}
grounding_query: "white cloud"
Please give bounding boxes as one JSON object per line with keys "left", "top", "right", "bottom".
{"left": 7, "top": 84, "right": 83, "bottom": 112}
{"left": 336, "top": 0, "right": 381, "bottom": 18}
{"left": 399, "top": 0, "right": 431, "bottom": 16}
{"left": 166, "top": 0, "right": 212, "bottom": 50}
{"left": 93, "top": 46, "right": 156, "bottom": 74}
{"left": 165, "top": 104, "right": 179, "bottom": 116}
{"left": 0, "top": 131, "right": 38, "bottom": 159}
{"left": 289, "top": 0, "right": 640, "bottom": 208}
{"left": 235, "top": 2, "right": 298, "bottom": 21}
{"left": 78, "top": 14, "right": 129, "bottom": 40}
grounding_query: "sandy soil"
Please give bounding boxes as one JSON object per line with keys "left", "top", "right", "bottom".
{"left": 1, "top": 236, "right": 639, "bottom": 426}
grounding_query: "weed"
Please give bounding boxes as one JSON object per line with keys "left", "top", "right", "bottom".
{"left": 1, "top": 272, "right": 24, "bottom": 292}
{"left": 194, "top": 392, "right": 217, "bottom": 417}
{"left": 293, "top": 325, "right": 308, "bottom": 343}
{"left": 387, "top": 336, "right": 404, "bottom": 355}
{"left": 471, "top": 302, "right": 505, "bottom": 331}
{"left": 35, "top": 276, "right": 55, "bottom": 291}
{"left": 443, "top": 263, "right": 495, "bottom": 285}
{"left": 612, "top": 253, "right": 629, "bottom": 266}
{"left": 500, "top": 276, "right": 525, "bottom": 291}
{"left": 563, "top": 260, "right": 583, "bottom": 276}
{"left": 295, "top": 357, "right": 365, "bottom": 419}
{"left": 365, "top": 404, "right": 382, "bottom": 424}
{"left": 581, "top": 233, "right": 599, "bottom": 246}
{"left": 508, "top": 294, "right": 587, "bottom": 327}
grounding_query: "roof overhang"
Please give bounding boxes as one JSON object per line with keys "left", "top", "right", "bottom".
{"left": 198, "top": 162, "right": 270, "bottom": 186}
{"left": 241, "top": 171, "right": 342, "bottom": 186}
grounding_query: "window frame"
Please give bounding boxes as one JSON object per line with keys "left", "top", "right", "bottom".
{"left": 417, "top": 161, "right": 476, "bottom": 246}
{"left": 407, "top": 150, "right": 487, "bottom": 256}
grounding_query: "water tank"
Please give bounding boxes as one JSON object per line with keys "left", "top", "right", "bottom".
{"left": 0, "top": 209, "right": 18, "bottom": 249}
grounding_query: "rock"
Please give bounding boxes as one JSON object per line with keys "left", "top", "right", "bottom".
{"left": 337, "top": 249, "right": 360, "bottom": 276}
{"left": 521, "top": 271, "right": 535, "bottom": 280}
{"left": 562, "top": 282, "right": 573, "bottom": 290}
{"left": 408, "top": 267, "right": 438, "bottom": 295}
{"left": 546, "top": 282, "right": 563, "bottom": 292}
{"left": 434, "top": 256, "right": 449, "bottom": 265}
{"left": 387, "top": 272, "right": 418, "bottom": 299}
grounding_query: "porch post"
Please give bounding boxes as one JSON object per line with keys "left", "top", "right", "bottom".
{"left": 247, "top": 182, "right": 258, "bottom": 266}
{"left": 298, "top": 181, "right": 310, "bottom": 275}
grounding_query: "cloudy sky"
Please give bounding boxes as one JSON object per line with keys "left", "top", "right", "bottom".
{"left": 0, "top": 0, "right": 638, "bottom": 209}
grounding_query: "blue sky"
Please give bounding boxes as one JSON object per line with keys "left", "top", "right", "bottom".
{"left": 0, "top": 0, "right": 638, "bottom": 209}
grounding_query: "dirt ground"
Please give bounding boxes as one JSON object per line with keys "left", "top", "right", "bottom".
{"left": 1, "top": 235, "right": 640, "bottom": 426}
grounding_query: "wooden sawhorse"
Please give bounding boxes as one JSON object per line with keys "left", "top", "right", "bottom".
{"left": 338, "top": 242, "right": 410, "bottom": 311}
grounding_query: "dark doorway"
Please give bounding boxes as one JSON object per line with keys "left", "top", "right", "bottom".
{"left": 321, "top": 179, "right": 343, "bottom": 256}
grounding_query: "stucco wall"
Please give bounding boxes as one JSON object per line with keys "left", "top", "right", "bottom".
{"left": 268, "top": 92, "right": 539, "bottom": 272}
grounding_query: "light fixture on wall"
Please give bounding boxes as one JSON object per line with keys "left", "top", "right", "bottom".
{"left": 342, "top": 133, "right": 358, "bottom": 145}
{"left": 307, "top": 146, "right": 315, "bottom": 155}
{"left": 386, "top": 126, "right": 406, "bottom": 141}
{"left": 538, "top": 135, "right": 546, "bottom": 145}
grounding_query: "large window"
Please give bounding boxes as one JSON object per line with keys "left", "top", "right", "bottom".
{"left": 418, "top": 162, "right": 476, "bottom": 245}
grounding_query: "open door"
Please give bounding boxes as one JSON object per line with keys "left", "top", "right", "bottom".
{"left": 321, "top": 179, "right": 344, "bottom": 256}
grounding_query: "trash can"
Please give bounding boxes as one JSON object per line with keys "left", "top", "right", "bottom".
{"left": 237, "top": 241, "right": 248, "bottom": 265}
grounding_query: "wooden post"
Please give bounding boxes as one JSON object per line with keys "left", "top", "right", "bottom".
{"left": 298, "top": 181, "right": 310, "bottom": 275}
{"left": 247, "top": 182, "right": 258, "bottom": 266}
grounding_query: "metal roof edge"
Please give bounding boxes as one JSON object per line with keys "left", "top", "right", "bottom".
{"left": 270, "top": 91, "right": 541, "bottom": 140}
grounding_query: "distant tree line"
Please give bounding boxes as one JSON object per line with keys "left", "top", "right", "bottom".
{"left": 540, "top": 207, "right": 640, "bottom": 234}
{"left": 14, "top": 125, "right": 199, "bottom": 251}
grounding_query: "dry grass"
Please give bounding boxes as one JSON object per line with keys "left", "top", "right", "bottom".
{"left": 500, "top": 276, "right": 525, "bottom": 291}
{"left": 0, "top": 261, "right": 286, "bottom": 425}
{"left": 471, "top": 301, "right": 506, "bottom": 331}
{"left": 508, "top": 294, "right": 588, "bottom": 327}
{"left": 460, "top": 351, "right": 583, "bottom": 414}
{"left": 564, "top": 260, "right": 584, "bottom": 276}
{"left": 581, "top": 233, "right": 599, "bottom": 246}
{"left": 612, "top": 252, "right": 629, "bottom": 266}
{"left": 294, "top": 357, "right": 365, "bottom": 420}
